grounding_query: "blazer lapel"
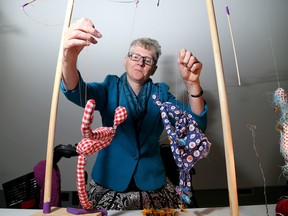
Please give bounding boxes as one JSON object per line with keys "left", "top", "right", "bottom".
{"left": 118, "top": 85, "right": 138, "bottom": 149}
{"left": 139, "top": 94, "right": 161, "bottom": 146}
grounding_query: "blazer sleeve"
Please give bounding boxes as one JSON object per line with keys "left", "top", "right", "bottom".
{"left": 157, "top": 82, "right": 208, "bottom": 133}
{"left": 60, "top": 72, "right": 118, "bottom": 111}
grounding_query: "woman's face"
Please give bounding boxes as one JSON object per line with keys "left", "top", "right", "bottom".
{"left": 124, "top": 46, "right": 157, "bottom": 86}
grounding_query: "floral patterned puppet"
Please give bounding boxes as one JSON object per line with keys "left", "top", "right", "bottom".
{"left": 273, "top": 88, "right": 288, "bottom": 177}
{"left": 76, "top": 99, "right": 128, "bottom": 209}
{"left": 152, "top": 94, "right": 211, "bottom": 204}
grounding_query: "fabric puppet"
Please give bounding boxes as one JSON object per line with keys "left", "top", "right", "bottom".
{"left": 273, "top": 88, "right": 288, "bottom": 178}
{"left": 33, "top": 144, "right": 79, "bottom": 209}
{"left": 76, "top": 99, "right": 128, "bottom": 209}
{"left": 152, "top": 94, "right": 211, "bottom": 204}
{"left": 33, "top": 160, "right": 61, "bottom": 208}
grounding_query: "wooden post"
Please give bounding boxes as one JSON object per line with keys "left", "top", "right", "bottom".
{"left": 205, "top": 0, "right": 239, "bottom": 215}
{"left": 43, "top": 0, "right": 74, "bottom": 214}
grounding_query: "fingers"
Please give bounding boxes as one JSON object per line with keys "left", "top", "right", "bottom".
{"left": 64, "top": 18, "right": 102, "bottom": 49}
{"left": 73, "top": 18, "right": 102, "bottom": 39}
{"left": 178, "top": 48, "right": 202, "bottom": 73}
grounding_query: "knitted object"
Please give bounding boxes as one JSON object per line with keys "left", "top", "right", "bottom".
{"left": 76, "top": 99, "right": 128, "bottom": 209}
{"left": 33, "top": 160, "right": 61, "bottom": 208}
{"left": 274, "top": 88, "right": 288, "bottom": 178}
{"left": 152, "top": 94, "right": 211, "bottom": 204}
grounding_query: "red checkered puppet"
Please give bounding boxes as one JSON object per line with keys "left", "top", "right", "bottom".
{"left": 76, "top": 99, "right": 128, "bottom": 209}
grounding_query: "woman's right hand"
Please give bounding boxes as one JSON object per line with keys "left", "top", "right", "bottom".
{"left": 63, "top": 18, "right": 102, "bottom": 62}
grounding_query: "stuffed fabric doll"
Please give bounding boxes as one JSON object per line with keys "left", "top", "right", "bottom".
{"left": 274, "top": 88, "right": 288, "bottom": 178}
{"left": 76, "top": 99, "right": 128, "bottom": 209}
{"left": 33, "top": 161, "right": 61, "bottom": 208}
{"left": 152, "top": 94, "right": 211, "bottom": 204}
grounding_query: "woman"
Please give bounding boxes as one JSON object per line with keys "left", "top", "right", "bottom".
{"left": 61, "top": 18, "right": 208, "bottom": 210}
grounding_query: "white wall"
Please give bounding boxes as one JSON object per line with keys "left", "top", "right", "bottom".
{"left": 1, "top": 0, "right": 288, "bottom": 194}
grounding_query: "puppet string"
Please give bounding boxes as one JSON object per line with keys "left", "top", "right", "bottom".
{"left": 269, "top": 37, "right": 280, "bottom": 88}
{"left": 247, "top": 124, "right": 270, "bottom": 216}
{"left": 129, "top": 1, "right": 138, "bottom": 42}
{"left": 21, "top": 1, "right": 79, "bottom": 27}
{"left": 225, "top": 5, "right": 241, "bottom": 86}
{"left": 21, "top": 0, "right": 36, "bottom": 8}
{"left": 118, "top": 0, "right": 138, "bottom": 107}
{"left": 109, "top": 0, "right": 159, "bottom": 6}
{"left": 109, "top": 0, "right": 138, "bottom": 3}
{"left": 22, "top": 8, "right": 79, "bottom": 26}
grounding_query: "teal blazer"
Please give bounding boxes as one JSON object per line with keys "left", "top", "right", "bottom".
{"left": 61, "top": 72, "right": 208, "bottom": 192}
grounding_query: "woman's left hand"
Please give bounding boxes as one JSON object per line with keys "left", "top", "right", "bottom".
{"left": 177, "top": 48, "right": 202, "bottom": 84}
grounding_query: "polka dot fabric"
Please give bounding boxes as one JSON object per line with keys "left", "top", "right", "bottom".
{"left": 76, "top": 99, "right": 128, "bottom": 209}
{"left": 152, "top": 94, "right": 211, "bottom": 204}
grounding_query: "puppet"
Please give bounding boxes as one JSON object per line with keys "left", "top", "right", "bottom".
{"left": 76, "top": 99, "right": 128, "bottom": 209}
{"left": 152, "top": 94, "right": 211, "bottom": 204}
{"left": 273, "top": 87, "right": 288, "bottom": 177}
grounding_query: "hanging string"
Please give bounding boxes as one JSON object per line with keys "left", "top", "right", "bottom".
{"left": 21, "top": 0, "right": 79, "bottom": 26}
{"left": 128, "top": 1, "right": 139, "bottom": 42}
{"left": 109, "top": 0, "right": 159, "bottom": 6}
{"left": 225, "top": 5, "right": 241, "bottom": 86}
{"left": 21, "top": 0, "right": 36, "bottom": 8}
{"left": 117, "top": 0, "right": 138, "bottom": 108}
{"left": 157, "top": 0, "right": 160, "bottom": 6}
{"left": 269, "top": 36, "right": 280, "bottom": 89}
{"left": 247, "top": 124, "right": 270, "bottom": 216}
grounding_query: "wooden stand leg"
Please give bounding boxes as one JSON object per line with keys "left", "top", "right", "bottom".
{"left": 205, "top": 0, "right": 239, "bottom": 215}
{"left": 43, "top": 0, "right": 74, "bottom": 214}
{"left": 33, "top": 207, "right": 102, "bottom": 216}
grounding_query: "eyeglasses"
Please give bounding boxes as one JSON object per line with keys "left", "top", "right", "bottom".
{"left": 128, "top": 52, "right": 155, "bottom": 66}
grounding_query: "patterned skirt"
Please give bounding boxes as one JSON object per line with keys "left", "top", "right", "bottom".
{"left": 87, "top": 178, "right": 183, "bottom": 210}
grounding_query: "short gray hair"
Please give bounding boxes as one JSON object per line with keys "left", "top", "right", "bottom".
{"left": 128, "top": 37, "right": 162, "bottom": 64}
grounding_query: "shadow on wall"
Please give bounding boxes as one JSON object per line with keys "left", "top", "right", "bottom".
{"left": 0, "top": 10, "right": 21, "bottom": 34}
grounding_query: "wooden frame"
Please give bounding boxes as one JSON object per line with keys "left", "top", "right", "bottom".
{"left": 42, "top": 0, "right": 239, "bottom": 215}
